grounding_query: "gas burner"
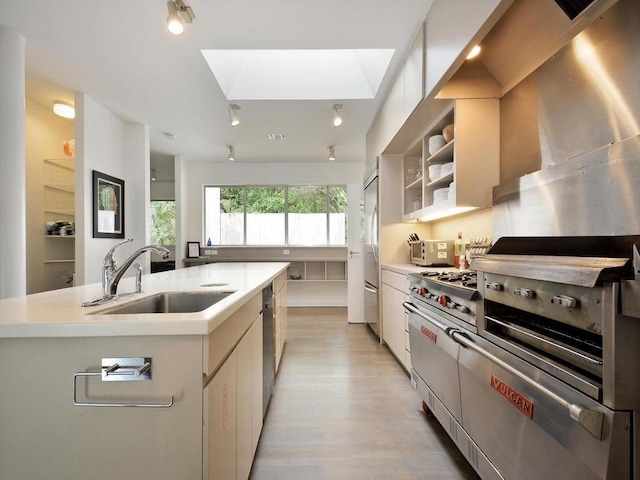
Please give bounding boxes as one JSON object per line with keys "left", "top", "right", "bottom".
{"left": 420, "top": 271, "right": 441, "bottom": 277}
{"left": 439, "top": 272, "right": 463, "bottom": 282}
{"left": 462, "top": 278, "right": 477, "bottom": 288}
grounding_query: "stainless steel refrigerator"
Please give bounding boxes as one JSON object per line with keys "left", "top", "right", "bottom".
{"left": 363, "top": 169, "right": 380, "bottom": 337}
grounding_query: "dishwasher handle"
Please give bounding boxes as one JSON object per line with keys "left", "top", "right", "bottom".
{"left": 449, "top": 329, "right": 604, "bottom": 440}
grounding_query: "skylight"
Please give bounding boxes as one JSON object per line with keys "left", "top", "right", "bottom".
{"left": 201, "top": 49, "right": 395, "bottom": 100}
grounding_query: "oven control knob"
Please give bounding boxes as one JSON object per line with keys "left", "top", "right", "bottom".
{"left": 486, "top": 282, "right": 503, "bottom": 291}
{"left": 439, "top": 295, "right": 450, "bottom": 307}
{"left": 514, "top": 288, "right": 535, "bottom": 298}
{"left": 455, "top": 305, "right": 469, "bottom": 313}
{"left": 419, "top": 287, "right": 427, "bottom": 298}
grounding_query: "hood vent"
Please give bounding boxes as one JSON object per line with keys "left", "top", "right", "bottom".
{"left": 554, "top": 0, "right": 597, "bottom": 19}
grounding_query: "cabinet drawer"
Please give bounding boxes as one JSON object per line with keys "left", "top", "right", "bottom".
{"left": 382, "top": 269, "right": 407, "bottom": 291}
{"left": 204, "top": 293, "right": 261, "bottom": 378}
{"left": 273, "top": 271, "right": 287, "bottom": 294}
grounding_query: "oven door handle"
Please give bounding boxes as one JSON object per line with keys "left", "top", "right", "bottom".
{"left": 449, "top": 330, "right": 604, "bottom": 440}
{"left": 403, "top": 302, "right": 455, "bottom": 335}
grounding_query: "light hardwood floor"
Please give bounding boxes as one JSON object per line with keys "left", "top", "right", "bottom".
{"left": 250, "top": 307, "right": 480, "bottom": 480}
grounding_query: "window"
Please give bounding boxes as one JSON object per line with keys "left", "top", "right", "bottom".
{"left": 150, "top": 201, "right": 176, "bottom": 245}
{"left": 204, "top": 185, "right": 347, "bottom": 246}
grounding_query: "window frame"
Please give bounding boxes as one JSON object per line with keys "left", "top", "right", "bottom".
{"left": 203, "top": 184, "right": 347, "bottom": 247}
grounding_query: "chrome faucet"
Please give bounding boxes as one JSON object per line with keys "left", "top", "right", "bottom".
{"left": 82, "top": 239, "right": 170, "bottom": 306}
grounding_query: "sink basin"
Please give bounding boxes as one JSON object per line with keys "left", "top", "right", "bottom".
{"left": 94, "top": 291, "right": 234, "bottom": 315}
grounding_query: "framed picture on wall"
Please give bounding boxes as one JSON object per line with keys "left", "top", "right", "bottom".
{"left": 187, "top": 242, "right": 201, "bottom": 258}
{"left": 92, "top": 170, "right": 125, "bottom": 238}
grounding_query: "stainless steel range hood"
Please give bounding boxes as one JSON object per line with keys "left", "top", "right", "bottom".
{"left": 438, "top": 0, "right": 618, "bottom": 98}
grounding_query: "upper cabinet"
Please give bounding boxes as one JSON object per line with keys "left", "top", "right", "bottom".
{"left": 402, "top": 99, "right": 499, "bottom": 222}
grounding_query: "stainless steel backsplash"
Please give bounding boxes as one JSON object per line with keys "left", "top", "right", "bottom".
{"left": 494, "top": 0, "right": 640, "bottom": 237}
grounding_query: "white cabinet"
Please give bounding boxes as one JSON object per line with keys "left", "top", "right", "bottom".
{"left": 207, "top": 349, "right": 238, "bottom": 480}
{"left": 381, "top": 269, "right": 411, "bottom": 373}
{"left": 402, "top": 98, "right": 500, "bottom": 223}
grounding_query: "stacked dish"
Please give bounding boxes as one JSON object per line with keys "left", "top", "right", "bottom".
{"left": 440, "top": 162, "right": 454, "bottom": 177}
{"left": 448, "top": 182, "right": 456, "bottom": 200}
{"left": 428, "top": 164, "right": 442, "bottom": 182}
{"left": 428, "top": 135, "right": 446, "bottom": 155}
{"left": 433, "top": 187, "right": 449, "bottom": 204}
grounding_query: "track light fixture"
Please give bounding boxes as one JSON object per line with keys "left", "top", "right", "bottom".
{"left": 151, "top": 169, "right": 157, "bottom": 181}
{"left": 229, "top": 104, "right": 241, "bottom": 127}
{"left": 332, "top": 104, "right": 343, "bottom": 127}
{"left": 328, "top": 146, "right": 336, "bottom": 161}
{"left": 166, "top": 0, "right": 195, "bottom": 36}
{"left": 228, "top": 146, "right": 235, "bottom": 161}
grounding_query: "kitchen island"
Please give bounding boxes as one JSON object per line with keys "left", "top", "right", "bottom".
{"left": 0, "top": 262, "right": 289, "bottom": 480}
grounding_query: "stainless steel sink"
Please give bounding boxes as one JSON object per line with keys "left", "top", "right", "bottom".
{"left": 93, "top": 291, "right": 234, "bottom": 315}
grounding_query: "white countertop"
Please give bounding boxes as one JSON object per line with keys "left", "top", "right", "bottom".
{"left": 0, "top": 262, "right": 289, "bottom": 338}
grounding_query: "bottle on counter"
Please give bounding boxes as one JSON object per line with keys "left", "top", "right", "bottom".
{"left": 207, "top": 237, "right": 212, "bottom": 246}
{"left": 455, "top": 232, "right": 467, "bottom": 270}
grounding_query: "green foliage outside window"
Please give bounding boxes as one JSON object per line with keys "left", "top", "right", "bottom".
{"left": 150, "top": 201, "right": 176, "bottom": 245}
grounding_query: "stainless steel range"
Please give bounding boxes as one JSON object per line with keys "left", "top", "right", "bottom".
{"left": 405, "top": 236, "right": 640, "bottom": 480}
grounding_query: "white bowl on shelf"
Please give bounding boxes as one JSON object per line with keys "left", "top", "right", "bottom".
{"left": 428, "top": 135, "right": 446, "bottom": 155}
{"left": 428, "top": 164, "right": 442, "bottom": 182}
{"left": 440, "top": 162, "right": 454, "bottom": 176}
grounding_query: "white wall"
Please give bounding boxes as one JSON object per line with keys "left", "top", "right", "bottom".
{"left": 74, "top": 93, "right": 150, "bottom": 286}
{"left": 181, "top": 160, "right": 365, "bottom": 246}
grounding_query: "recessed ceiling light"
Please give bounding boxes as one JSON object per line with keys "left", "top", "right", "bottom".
{"left": 466, "top": 45, "right": 481, "bottom": 60}
{"left": 53, "top": 101, "right": 75, "bottom": 119}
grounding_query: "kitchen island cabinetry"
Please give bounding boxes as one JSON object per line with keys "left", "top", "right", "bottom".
{"left": 381, "top": 269, "right": 411, "bottom": 373}
{"left": 0, "top": 263, "right": 287, "bottom": 480}
{"left": 402, "top": 98, "right": 499, "bottom": 223}
{"left": 204, "top": 293, "right": 263, "bottom": 480}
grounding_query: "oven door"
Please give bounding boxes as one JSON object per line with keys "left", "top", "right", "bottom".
{"left": 451, "top": 330, "right": 631, "bottom": 480}
{"left": 404, "top": 301, "right": 462, "bottom": 423}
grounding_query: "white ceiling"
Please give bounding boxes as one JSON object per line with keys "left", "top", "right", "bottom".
{"left": 0, "top": 0, "right": 433, "bottom": 165}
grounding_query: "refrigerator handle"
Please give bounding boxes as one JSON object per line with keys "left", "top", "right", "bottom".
{"left": 372, "top": 202, "right": 379, "bottom": 268}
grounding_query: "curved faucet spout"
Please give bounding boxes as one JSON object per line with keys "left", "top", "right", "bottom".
{"left": 105, "top": 244, "right": 170, "bottom": 297}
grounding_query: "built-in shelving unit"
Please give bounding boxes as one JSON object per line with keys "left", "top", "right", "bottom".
{"left": 287, "top": 260, "right": 348, "bottom": 282}
{"left": 401, "top": 99, "right": 500, "bottom": 223}
{"left": 43, "top": 158, "right": 75, "bottom": 290}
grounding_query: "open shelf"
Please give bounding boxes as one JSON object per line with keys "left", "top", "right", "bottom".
{"left": 286, "top": 260, "right": 348, "bottom": 281}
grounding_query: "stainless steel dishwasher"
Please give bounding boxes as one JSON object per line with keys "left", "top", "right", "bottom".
{"left": 262, "top": 285, "right": 275, "bottom": 416}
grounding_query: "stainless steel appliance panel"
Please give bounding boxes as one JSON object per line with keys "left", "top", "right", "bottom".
{"left": 414, "top": 374, "right": 506, "bottom": 480}
{"left": 364, "top": 282, "right": 379, "bottom": 337}
{"left": 406, "top": 303, "right": 463, "bottom": 422}
{"left": 364, "top": 170, "right": 379, "bottom": 336}
{"left": 456, "top": 330, "right": 631, "bottom": 480}
{"left": 363, "top": 172, "right": 378, "bottom": 287}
